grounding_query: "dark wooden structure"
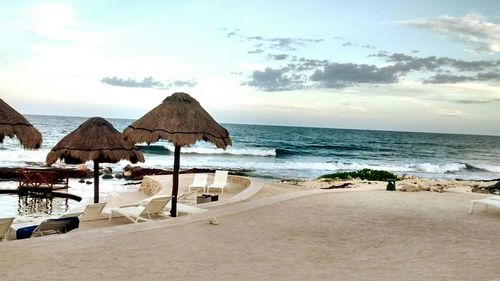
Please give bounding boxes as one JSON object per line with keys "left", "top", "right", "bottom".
{"left": 18, "top": 168, "right": 69, "bottom": 190}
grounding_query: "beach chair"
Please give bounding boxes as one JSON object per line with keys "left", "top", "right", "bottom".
{"left": 59, "top": 202, "right": 107, "bottom": 221}
{"left": 80, "top": 202, "right": 107, "bottom": 220}
{"left": 207, "top": 170, "right": 229, "bottom": 195}
{"left": 108, "top": 196, "right": 171, "bottom": 223}
{"left": 177, "top": 190, "right": 201, "bottom": 205}
{"left": 188, "top": 174, "right": 208, "bottom": 193}
{"left": 468, "top": 196, "right": 500, "bottom": 215}
{"left": 0, "top": 217, "right": 14, "bottom": 242}
{"left": 30, "top": 218, "right": 76, "bottom": 237}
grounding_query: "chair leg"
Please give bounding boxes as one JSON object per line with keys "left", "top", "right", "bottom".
{"left": 468, "top": 201, "right": 476, "bottom": 214}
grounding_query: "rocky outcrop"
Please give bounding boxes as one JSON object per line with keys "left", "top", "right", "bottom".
{"left": 471, "top": 182, "right": 500, "bottom": 195}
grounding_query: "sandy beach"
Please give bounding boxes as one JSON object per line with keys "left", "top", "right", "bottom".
{"left": 1, "top": 176, "right": 500, "bottom": 281}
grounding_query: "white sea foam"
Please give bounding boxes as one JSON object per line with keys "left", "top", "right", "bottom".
{"left": 164, "top": 144, "right": 276, "bottom": 157}
{"left": 413, "top": 163, "right": 466, "bottom": 174}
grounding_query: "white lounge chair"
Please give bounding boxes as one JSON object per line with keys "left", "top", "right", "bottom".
{"left": 60, "top": 202, "right": 107, "bottom": 221}
{"left": 108, "top": 196, "right": 171, "bottom": 223}
{"left": 188, "top": 173, "right": 208, "bottom": 193}
{"left": 0, "top": 217, "right": 14, "bottom": 241}
{"left": 80, "top": 202, "right": 107, "bottom": 220}
{"left": 207, "top": 170, "right": 229, "bottom": 195}
{"left": 177, "top": 190, "right": 201, "bottom": 204}
{"left": 31, "top": 218, "right": 74, "bottom": 237}
{"left": 469, "top": 196, "right": 500, "bottom": 214}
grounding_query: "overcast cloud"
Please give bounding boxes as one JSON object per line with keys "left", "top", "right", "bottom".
{"left": 101, "top": 76, "right": 196, "bottom": 89}
{"left": 397, "top": 13, "right": 500, "bottom": 53}
{"left": 246, "top": 51, "right": 500, "bottom": 91}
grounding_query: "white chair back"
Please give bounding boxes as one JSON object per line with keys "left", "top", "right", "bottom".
{"left": 0, "top": 217, "right": 14, "bottom": 241}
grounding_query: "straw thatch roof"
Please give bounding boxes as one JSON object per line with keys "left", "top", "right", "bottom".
{"left": 46, "top": 117, "right": 144, "bottom": 165}
{"left": 0, "top": 98, "right": 42, "bottom": 149}
{"left": 123, "top": 92, "right": 231, "bottom": 148}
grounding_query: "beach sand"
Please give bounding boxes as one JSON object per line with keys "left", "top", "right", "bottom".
{"left": 1, "top": 178, "right": 500, "bottom": 280}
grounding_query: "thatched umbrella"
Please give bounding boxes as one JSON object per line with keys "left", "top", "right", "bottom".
{"left": 123, "top": 92, "right": 231, "bottom": 217}
{"left": 0, "top": 98, "right": 42, "bottom": 149}
{"left": 46, "top": 117, "right": 145, "bottom": 203}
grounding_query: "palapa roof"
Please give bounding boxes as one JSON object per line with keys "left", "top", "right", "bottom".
{"left": 123, "top": 92, "right": 232, "bottom": 148}
{"left": 0, "top": 98, "right": 42, "bottom": 149}
{"left": 46, "top": 117, "right": 145, "bottom": 165}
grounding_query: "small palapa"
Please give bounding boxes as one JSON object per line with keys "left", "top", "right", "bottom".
{"left": 46, "top": 117, "right": 144, "bottom": 203}
{"left": 123, "top": 92, "right": 231, "bottom": 216}
{"left": 0, "top": 98, "right": 42, "bottom": 149}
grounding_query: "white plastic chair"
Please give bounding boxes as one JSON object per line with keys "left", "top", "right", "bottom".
{"left": 0, "top": 217, "right": 14, "bottom": 241}
{"left": 207, "top": 171, "right": 229, "bottom": 195}
{"left": 31, "top": 218, "right": 73, "bottom": 237}
{"left": 188, "top": 174, "right": 208, "bottom": 193}
{"left": 469, "top": 196, "right": 500, "bottom": 214}
{"left": 59, "top": 202, "right": 107, "bottom": 221}
{"left": 108, "top": 196, "right": 171, "bottom": 223}
{"left": 177, "top": 190, "right": 201, "bottom": 205}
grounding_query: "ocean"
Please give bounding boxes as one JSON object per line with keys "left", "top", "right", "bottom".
{"left": 1, "top": 114, "right": 500, "bottom": 180}
{"left": 1, "top": 114, "right": 500, "bottom": 217}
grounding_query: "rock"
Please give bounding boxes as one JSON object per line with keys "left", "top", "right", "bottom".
{"left": 400, "top": 174, "right": 417, "bottom": 180}
{"left": 399, "top": 184, "right": 419, "bottom": 192}
{"left": 430, "top": 185, "right": 445, "bottom": 193}
{"left": 101, "top": 174, "right": 113, "bottom": 179}
{"left": 123, "top": 166, "right": 169, "bottom": 180}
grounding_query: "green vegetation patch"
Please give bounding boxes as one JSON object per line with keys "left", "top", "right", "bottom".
{"left": 319, "top": 168, "right": 399, "bottom": 181}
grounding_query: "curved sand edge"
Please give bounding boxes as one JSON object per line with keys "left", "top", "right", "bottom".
{"left": 2, "top": 178, "right": 500, "bottom": 280}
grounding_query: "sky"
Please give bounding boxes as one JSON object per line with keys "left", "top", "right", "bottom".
{"left": 1, "top": 0, "right": 500, "bottom": 135}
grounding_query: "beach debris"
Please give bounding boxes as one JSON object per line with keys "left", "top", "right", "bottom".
{"left": 321, "top": 182, "right": 354, "bottom": 189}
{"left": 209, "top": 217, "right": 218, "bottom": 225}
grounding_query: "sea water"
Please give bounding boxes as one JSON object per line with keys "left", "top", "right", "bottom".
{"left": 1, "top": 115, "right": 500, "bottom": 217}
{"left": 1, "top": 114, "right": 499, "bottom": 180}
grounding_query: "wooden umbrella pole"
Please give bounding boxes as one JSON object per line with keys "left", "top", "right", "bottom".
{"left": 170, "top": 145, "right": 181, "bottom": 217}
{"left": 94, "top": 160, "right": 99, "bottom": 203}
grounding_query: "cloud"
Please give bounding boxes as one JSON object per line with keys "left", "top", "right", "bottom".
{"left": 245, "top": 50, "right": 500, "bottom": 91}
{"left": 375, "top": 52, "right": 500, "bottom": 71}
{"left": 423, "top": 72, "right": 500, "bottom": 84}
{"left": 454, "top": 98, "right": 500, "bottom": 104}
{"left": 267, "top": 54, "right": 289, "bottom": 60}
{"left": 248, "top": 49, "right": 264, "bottom": 54}
{"left": 101, "top": 76, "right": 196, "bottom": 89}
{"left": 310, "top": 63, "right": 399, "bottom": 89}
{"left": 397, "top": 13, "right": 500, "bottom": 53}
{"left": 246, "top": 67, "right": 305, "bottom": 92}
{"left": 246, "top": 36, "right": 324, "bottom": 51}
{"left": 168, "top": 80, "right": 197, "bottom": 88}
{"left": 101, "top": 76, "right": 165, "bottom": 89}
